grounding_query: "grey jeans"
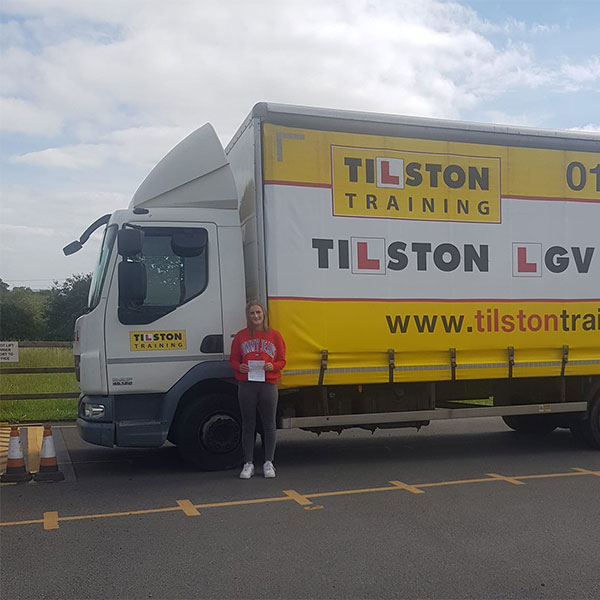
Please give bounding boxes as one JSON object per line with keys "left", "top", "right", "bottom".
{"left": 238, "top": 381, "right": 278, "bottom": 463}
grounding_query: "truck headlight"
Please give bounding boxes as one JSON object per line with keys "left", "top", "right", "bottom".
{"left": 83, "top": 403, "right": 105, "bottom": 419}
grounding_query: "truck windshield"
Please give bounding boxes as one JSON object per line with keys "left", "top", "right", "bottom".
{"left": 88, "top": 224, "right": 118, "bottom": 309}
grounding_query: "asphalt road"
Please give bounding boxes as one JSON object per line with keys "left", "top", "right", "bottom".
{"left": 1, "top": 418, "right": 599, "bottom": 600}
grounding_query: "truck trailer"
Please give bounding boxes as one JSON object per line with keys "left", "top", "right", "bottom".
{"left": 65, "top": 103, "right": 600, "bottom": 469}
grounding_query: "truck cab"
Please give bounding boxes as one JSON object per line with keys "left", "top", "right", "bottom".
{"left": 71, "top": 124, "right": 247, "bottom": 469}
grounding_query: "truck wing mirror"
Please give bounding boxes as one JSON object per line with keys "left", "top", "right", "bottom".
{"left": 118, "top": 261, "right": 147, "bottom": 307}
{"left": 63, "top": 240, "right": 83, "bottom": 256}
{"left": 171, "top": 229, "right": 208, "bottom": 257}
{"left": 118, "top": 228, "right": 144, "bottom": 257}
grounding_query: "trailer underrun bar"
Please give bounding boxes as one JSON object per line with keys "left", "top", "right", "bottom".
{"left": 278, "top": 401, "right": 589, "bottom": 429}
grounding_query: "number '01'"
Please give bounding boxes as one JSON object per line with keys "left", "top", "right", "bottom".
{"left": 566, "top": 161, "right": 600, "bottom": 191}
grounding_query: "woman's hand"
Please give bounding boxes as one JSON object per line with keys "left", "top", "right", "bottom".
{"left": 264, "top": 363, "right": 274, "bottom": 372}
{"left": 239, "top": 364, "right": 250, "bottom": 373}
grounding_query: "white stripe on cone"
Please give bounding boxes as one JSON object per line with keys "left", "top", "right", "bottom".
{"left": 7, "top": 435, "right": 24, "bottom": 460}
{"left": 40, "top": 434, "right": 56, "bottom": 459}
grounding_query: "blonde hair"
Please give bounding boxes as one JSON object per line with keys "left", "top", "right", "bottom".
{"left": 245, "top": 299, "right": 269, "bottom": 332}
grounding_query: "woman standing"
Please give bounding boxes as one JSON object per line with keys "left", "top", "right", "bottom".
{"left": 230, "top": 300, "right": 286, "bottom": 479}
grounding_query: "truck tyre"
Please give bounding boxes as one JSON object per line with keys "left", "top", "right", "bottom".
{"left": 570, "top": 420, "right": 595, "bottom": 447}
{"left": 570, "top": 390, "right": 600, "bottom": 449}
{"left": 590, "top": 393, "right": 600, "bottom": 449}
{"left": 502, "top": 414, "right": 557, "bottom": 435}
{"left": 177, "top": 392, "right": 242, "bottom": 470}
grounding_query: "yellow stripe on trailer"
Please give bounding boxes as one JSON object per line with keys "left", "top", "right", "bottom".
{"left": 269, "top": 298, "right": 600, "bottom": 388}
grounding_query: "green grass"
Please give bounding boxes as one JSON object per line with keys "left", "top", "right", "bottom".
{"left": 0, "top": 398, "right": 79, "bottom": 423}
{"left": 0, "top": 347, "right": 79, "bottom": 422}
{"left": 455, "top": 397, "right": 494, "bottom": 407}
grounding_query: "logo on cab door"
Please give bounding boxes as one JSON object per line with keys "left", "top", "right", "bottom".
{"left": 129, "top": 330, "right": 187, "bottom": 351}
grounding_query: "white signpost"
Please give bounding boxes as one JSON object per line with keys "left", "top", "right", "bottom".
{"left": 0, "top": 341, "right": 19, "bottom": 362}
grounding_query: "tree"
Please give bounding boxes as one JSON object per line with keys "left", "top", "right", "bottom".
{"left": 0, "top": 280, "right": 47, "bottom": 340}
{"left": 44, "top": 273, "right": 92, "bottom": 340}
{"left": 0, "top": 302, "right": 39, "bottom": 340}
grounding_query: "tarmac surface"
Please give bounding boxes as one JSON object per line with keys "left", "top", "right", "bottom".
{"left": 1, "top": 417, "right": 599, "bottom": 599}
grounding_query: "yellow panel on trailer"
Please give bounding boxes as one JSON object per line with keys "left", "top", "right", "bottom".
{"left": 259, "top": 122, "right": 600, "bottom": 388}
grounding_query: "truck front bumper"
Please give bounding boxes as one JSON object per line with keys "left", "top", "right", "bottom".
{"left": 76, "top": 417, "right": 115, "bottom": 447}
{"left": 77, "top": 394, "right": 168, "bottom": 448}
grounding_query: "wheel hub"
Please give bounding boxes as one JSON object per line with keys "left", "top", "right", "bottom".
{"left": 201, "top": 414, "right": 241, "bottom": 454}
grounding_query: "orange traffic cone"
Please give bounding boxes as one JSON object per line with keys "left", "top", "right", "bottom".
{"left": 1, "top": 426, "right": 32, "bottom": 482}
{"left": 34, "top": 424, "right": 64, "bottom": 482}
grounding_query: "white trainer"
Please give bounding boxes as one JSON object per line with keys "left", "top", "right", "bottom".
{"left": 239, "top": 463, "right": 254, "bottom": 479}
{"left": 263, "top": 461, "right": 276, "bottom": 478}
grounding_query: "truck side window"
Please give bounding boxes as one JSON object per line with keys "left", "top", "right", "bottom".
{"left": 118, "top": 227, "right": 208, "bottom": 325}
{"left": 88, "top": 224, "right": 118, "bottom": 310}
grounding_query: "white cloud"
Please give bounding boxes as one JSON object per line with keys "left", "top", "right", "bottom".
{"left": 530, "top": 23, "right": 558, "bottom": 35}
{"left": 0, "top": 97, "right": 62, "bottom": 135}
{"left": 0, "top": 20, "right": 26, "bottom": 47}
{"left": 569, "top": 124, "right": 600, "bottom": 133}
{"left": 13, "top": 144, "right": 110, "bottom": 169}
{"left": 0, "top": 185, "right": 127, "bottom": 284}
{"left": 12, "top": 125, "right": 193, "bottom": 169}
{"left": 0, "top": 0, "right": 557, "bottom": 145}
{"left": 561, "top": 57, "right": 600, "bottom": 86}
{"left": 0, "top": 223, "right": 56, "bottom": 236}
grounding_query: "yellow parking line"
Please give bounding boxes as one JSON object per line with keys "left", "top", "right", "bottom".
{"left": 486, "top": 473, "right": 527, "bottom": 485}
{"left": 176, "top": 499, "right": 200, "bottom": 516}
{"left": 308, "top": 485, "right": 396, "bottom": 499}
{"left": 1, "top": 517, "right": 43, "bottom": 525}
{"left": 43, "top": 511, "right": 60, "bottom": 531}
{"left": 283, "top": 489, "right": 313, "bottom": 506}
{"left": 1, "top": 467, "right": 598, "bottom": 531}
{"left": 516, "top": 471, "right": 590, "bottom": 480}
{"left": 571, "top": 467, "right": 600, "bottom": 477}
{"left": 418, "top": 477, "right": 494, "bottom": 488}
{"left": 389, "top": 480, "right": 425, "bottom": 494}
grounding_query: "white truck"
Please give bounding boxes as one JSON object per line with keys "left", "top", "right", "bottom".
{"left": 65, "top": 103, "right": 600, "bottom": 469}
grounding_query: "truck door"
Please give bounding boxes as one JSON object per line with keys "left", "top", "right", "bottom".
{"left": 104, "top": 222, "right": 223, "bottom": 397}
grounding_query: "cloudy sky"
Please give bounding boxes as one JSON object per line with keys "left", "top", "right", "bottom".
{"left": 1, "top": 0, "right": 599, "bottom": 289}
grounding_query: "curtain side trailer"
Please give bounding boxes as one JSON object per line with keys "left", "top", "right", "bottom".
{"left": 70, "top": 103, "right": 600, "bottom": 468}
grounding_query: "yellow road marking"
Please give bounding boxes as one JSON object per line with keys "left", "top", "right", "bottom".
{"left": 516, "top": 470, "right": 591, "bottom": 480}
{"left": 187, "top": 496, "right": 290, "bottom": 510}
{"left": 176, "top": 499, "right": 200, "bottom": 516}
{"left": 417, "top": 477, "right": 493, "bottom": 488}
{"left": 571, "top": 467, "right": 600, "bottom": 477}
{"left": 1, "top": 467, "right": 598, "bottom": 531}
{"left": 43, "top": 511, "right": 60, "bottom": 530}
{"left": 389, "top": 480, "right": 425, "bottom": 494}
{"left": 283, "top": 489, "right": 313, "bottom": 506}
{"left": 486, "top": 473, "right": 527, "bottom": 485}
{"left": 308, "top": 486, "right": 396, "bottom": 499}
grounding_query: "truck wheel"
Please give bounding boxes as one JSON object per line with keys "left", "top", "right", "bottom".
{"left": 177, "top": 392, "right": 242, "bottom": 470}
{"left": 570, "top": 420, "right": 595, "bottom": 446}
{"left": 502, "top": 414, "right": 557, "bottom": 435}
{"left": 570, "top": 391, "right": 600, "bottom": 449}
{"left": 590, "top": 394, "right": 600, "bottom": 449}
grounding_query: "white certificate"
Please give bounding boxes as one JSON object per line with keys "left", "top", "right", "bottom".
{"left": 247, "top": 360, "right": 265, "bottom": 382}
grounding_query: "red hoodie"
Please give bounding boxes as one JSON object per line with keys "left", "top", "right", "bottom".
{"left": 230, "top": 327, "right": 286, "bottom": 383}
